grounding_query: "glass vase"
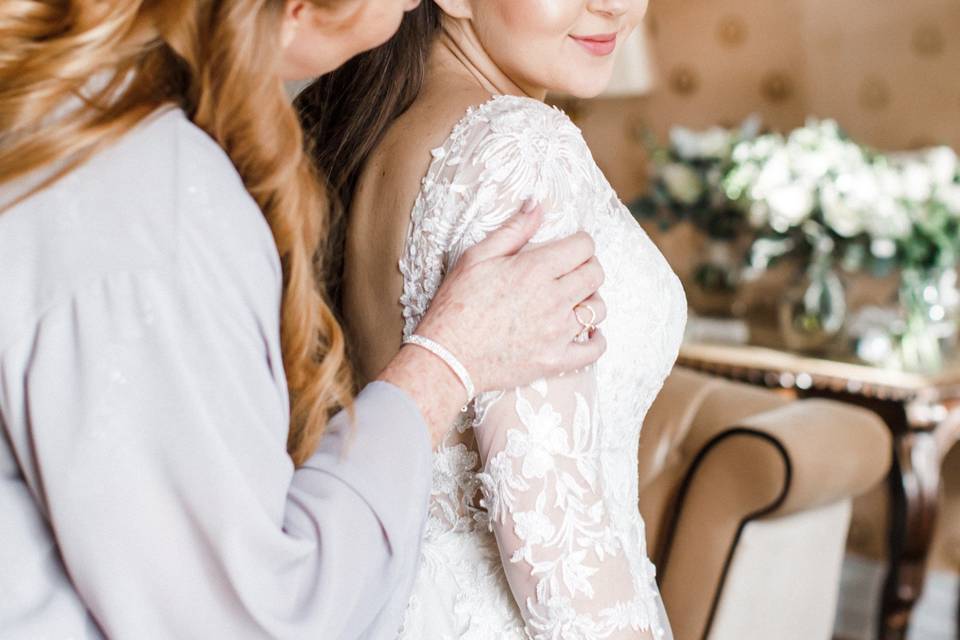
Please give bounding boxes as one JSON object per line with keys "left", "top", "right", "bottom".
{"left": 897, "top": 267, "right": 960, "bottom": 372}
{"left": 778, "top": 261, "right": 847, "bottom": 353}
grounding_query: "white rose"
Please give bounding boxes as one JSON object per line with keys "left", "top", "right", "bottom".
{"left": 866, "top": 197, "right": 913, "bottom": 239}
{"left": 815, "top": 119, "right": 842, "bottom": 139}
{"left": 751, "top": 149, "right": 791, "bottom": 199}
{"left": 698, "top": 128, "right": 734, "bottom": 159}
{"left": 876, "top": 165, "right": 905, "bottom": 200}
{"left": 938, "top": 183, "right": 960, "bottom": 217}
{"left": 790, "top": 126, "right": 818, "bottom": 148}
{"left": 901, "top": 162, "right": 934, "bottom": 202}
{"left": 671, "top": 126, "right": 733, "bottom": 161}
{"left": 846, "top": 166, "right": 880, "bottom": 203}
{"left": 661, "top": 163, "right": 704, "bottom": 206}
{"left": 766, "top": 182, "right": 815, "bottom": 231}
{"left": 732, "top": 143, "right": 751, "bottom": 165}
{"left": 789, "top": 120, "right": 841, "bottom": 153}
{"left": 870, "top": 238, "right": 897, "bottom": 259}
{"left": 837, "top": 143, "right": 871, "bottom": 176}
{"left": 736, "top": 135, "right": 783, "bottom": 164}
{"left": 792, "top": 148, "right": 832, "bottom": 182}
{"left": 926, "top": 146, "right": 958, "bottom": 186}
{"left": 669, "top": 127, "right": 701, "bottom": 161}
{"left": 821, "top": 183, "right": 864, "bottom": 237}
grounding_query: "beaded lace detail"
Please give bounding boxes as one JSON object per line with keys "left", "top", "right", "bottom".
{"left": 397, "top": 96, "right": 686, "bottom": 639}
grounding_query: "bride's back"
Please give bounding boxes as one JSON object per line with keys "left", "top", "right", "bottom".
{"left": 343, "top": 59, "right": 494, "bottom": 382}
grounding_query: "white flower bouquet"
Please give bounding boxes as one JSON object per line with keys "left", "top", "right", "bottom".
{"left": 635, "top": 117, "right": 960, "bottom": 367}
{"left": 722, "top": 119, "right": 960, "bottom": 277}
{"left": 631, "top": 117, "right": 761, "bottom": 239}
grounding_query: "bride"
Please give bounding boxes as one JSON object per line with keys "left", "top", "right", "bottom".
{"left": 298, "top": 1, "right": 685, "bottom": 637}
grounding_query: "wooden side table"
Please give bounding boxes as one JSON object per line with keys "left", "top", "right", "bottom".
{"left": 677, "top": 341, "right": 960, "bottom": 640}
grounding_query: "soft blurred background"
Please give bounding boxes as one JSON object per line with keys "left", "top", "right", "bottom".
{"left": 559, "top": 1, "right": 960, "bottom": 638}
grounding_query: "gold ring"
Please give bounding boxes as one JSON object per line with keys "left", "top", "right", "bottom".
{"left": 574, "top": 304, "right": 597, "bottom": 331}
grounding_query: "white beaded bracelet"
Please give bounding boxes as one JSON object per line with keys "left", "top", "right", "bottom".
{"left": 402, "top": 334, "right": 476, "bottom": 405}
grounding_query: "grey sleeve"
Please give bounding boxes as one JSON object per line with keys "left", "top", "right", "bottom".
{"left": 4, "top": 267, "right": 431, "bottom": 639}
{"left": 291, "top": 381, "right": 433, "bottom": 638}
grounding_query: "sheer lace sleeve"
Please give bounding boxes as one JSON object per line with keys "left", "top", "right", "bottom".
{"left": 399, "top": 96, "right": 665, "bottom": 639}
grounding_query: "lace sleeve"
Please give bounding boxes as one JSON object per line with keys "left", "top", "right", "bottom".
{"left": 476, "top": 373, "right": 658, "bottom": 639}
{"left": 403, "top": 97, "right": 663, "bottom": 639}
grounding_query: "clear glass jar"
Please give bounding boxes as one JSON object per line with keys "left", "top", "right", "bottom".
{"left": 897, "top": 267, "right": 960, "bottom": 372}
{"left": 778, "top": 259, "right": 847, "bottom": 353}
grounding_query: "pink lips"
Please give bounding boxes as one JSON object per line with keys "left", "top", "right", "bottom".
{"left": 570, "top": 32, "right": 618, "bottom": 57}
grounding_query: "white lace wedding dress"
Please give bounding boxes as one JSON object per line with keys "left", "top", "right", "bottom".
{"left": 396, "top": 95, "right": 687, "bottom": 640}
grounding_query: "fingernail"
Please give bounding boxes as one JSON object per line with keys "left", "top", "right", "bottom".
{"left": 521, "top": 199, "right": 538, "bottom": 214}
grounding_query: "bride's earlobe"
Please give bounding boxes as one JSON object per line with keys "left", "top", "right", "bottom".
{"left": 431, "top": 0, "right": 472, "bottom": 20}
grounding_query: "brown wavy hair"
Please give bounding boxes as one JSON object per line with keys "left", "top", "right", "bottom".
{"left": 0, "top": 0, "right": 353, "bottom": 465}
{"left": 295, "top": 1, "right": 442, "bottom": 309}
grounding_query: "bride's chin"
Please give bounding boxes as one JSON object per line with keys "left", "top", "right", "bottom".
{"left": 542, "top": 58, "right": 618, "bottom": 99}
{"left": 552, "top": 76, "right": 615, "bottom": 100}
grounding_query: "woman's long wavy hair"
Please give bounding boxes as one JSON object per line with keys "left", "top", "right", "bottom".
{"left": 0, "top": 0, "right": 353, "bottom": 465}
{"left": 295, "top": 2, "right": 442, "bottom": 310}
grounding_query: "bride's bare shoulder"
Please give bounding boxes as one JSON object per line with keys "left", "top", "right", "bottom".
{"left": 344, "top": 81, "right": 493, "bottom": 381}
{"left": 376, "top": 81, "right": 492, "bottom": 184}
{"left": 351, "top": 78, "right": 493, "bottom": 238}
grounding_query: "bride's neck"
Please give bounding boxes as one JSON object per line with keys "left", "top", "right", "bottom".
{"left": 431, "top": 22, "right": 547, "bottom": 101}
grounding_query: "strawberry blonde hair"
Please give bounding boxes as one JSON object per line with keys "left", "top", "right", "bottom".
{"left": 0, "top": 0, "right": 353, "bottom": 465}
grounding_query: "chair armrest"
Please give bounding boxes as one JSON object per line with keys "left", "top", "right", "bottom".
{"left": 736, "top": 399, "right": 891, "bottom": 517}
{"left": 639, "top": 368, "right": 789, "bottom": 546}
{"left": 655, "top": 398, "right": 890, "bottom": 640}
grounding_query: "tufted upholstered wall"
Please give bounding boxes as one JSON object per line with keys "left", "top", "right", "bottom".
{"left": 573, "top": 0, "right": 960, "bottom": 203}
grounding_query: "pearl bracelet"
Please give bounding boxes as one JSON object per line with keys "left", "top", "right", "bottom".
{"left": 402, "top": 334, "right": 476, "bottom": 406}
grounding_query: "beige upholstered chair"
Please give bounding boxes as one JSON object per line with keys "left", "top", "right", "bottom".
{"left": 639, "top": 367, "right": 891, "bottom": 640}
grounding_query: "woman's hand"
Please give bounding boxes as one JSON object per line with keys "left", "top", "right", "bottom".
{"left": 417, "top": 204, "right": 607, "bottom": 390}
{"left": 378, "top": 203, "right": 607, "bottom": 442}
